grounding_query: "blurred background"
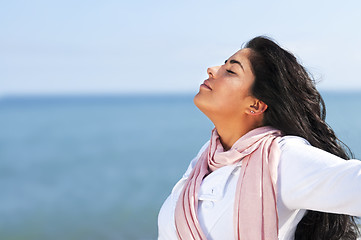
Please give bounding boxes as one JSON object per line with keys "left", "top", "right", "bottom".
{"left": 1, "top": 0, "right": 361, "bottom": 239}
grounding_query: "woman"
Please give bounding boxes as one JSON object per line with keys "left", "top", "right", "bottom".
{"left": 158, "top": 36, "right": 361, "bottom": 240}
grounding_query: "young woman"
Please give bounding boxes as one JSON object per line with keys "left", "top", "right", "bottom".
{"left": 158, "top": 36, "right": 361, "bottom": 240}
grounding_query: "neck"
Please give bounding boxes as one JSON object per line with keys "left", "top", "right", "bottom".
{"left": 213, "top": 115, "right": 264, "bottom": 151}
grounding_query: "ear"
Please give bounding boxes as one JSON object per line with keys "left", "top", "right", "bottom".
{"left": 246, "top": 99, "right": 268, "bottom": 115}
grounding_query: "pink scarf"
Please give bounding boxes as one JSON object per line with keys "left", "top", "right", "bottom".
{"left": 174, "top": 126, "right": 281, "bottom": 240}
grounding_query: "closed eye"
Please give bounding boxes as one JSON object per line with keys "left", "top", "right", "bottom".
{"left": 227, "top": 69, "right": 236, "bottom": 74}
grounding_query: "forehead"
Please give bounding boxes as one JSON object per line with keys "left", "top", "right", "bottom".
{"left": 229, "top": 48, "right": 252, "bottom": 62}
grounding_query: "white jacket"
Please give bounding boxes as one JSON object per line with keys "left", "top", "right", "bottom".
{"left": 158, "top": 136, "right": 361, "bottom": 240}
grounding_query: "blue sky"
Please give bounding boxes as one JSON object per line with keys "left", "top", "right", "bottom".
{"left": 1, "top": 0, "right": 361, "bottom": 96}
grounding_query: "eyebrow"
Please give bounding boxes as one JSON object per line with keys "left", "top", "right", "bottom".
{"left": 225, "top": 59, "right": 244, "bottom": 71}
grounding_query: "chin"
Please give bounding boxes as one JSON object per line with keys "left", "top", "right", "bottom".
{"left": 193, "top": 92, "right": 203, "bottom": 109}
{"left": 193, "top": 93, "right": 212, "bottom": 117}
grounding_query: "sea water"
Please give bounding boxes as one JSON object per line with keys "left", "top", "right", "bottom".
{"left": 0, "top": 92, "right": 360, "bottom": 240}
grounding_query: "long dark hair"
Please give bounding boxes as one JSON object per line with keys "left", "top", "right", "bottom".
{"left": 245, "top": 36, "right": 360, "bottom": 240}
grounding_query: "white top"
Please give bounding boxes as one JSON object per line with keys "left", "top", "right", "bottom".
{"left": 158, "top": 136, "right": 361, "bottom": 240}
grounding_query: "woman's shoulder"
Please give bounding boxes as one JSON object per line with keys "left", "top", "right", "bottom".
{"left": 197, "top": 140, "right": 210, "bottom": 156}
{"left": 278, "top": 135, "right": 310, "bottom": 152}
{"left": 182, "top": 141, "right": 210, "bottom": 178}
{"left": 277, "top": 134, "right": 358, "bottom": 172}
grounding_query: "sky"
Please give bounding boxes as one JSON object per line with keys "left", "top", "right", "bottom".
{"left": 1, "top": 0, "right": 361, "bottom": 96}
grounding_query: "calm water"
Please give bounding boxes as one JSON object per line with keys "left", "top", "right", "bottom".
{"left": 0, "top": 92, "right": 360, "bottom": 240}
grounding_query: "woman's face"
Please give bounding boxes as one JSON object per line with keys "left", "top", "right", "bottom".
{"left": 194, "top": 48, "right": 256, "bottom": 120}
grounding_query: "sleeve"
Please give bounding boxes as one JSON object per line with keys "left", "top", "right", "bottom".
{"left": 278, "top": 136, "right": 361, "bottom": 216}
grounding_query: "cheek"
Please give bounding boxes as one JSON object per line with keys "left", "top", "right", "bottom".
{"left": 217, "top": 78, "right": 246, "bottom": 99}
{"left": 212, "top": 86, "right": 245, "bottom": 112}
{"left": 194, "top": 78, "right": 252, "bottom": 117}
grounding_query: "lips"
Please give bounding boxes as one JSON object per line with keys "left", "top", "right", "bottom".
{"left": 202, "top": 80, "right": 212, "bottom": 90}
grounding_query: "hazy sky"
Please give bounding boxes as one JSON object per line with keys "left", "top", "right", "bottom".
{"left": 1, "top": 0, "right": 361, "bottom": 96}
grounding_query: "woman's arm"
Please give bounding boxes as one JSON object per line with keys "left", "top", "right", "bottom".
{"left": 278, "top": 136, "right": 361, "bottom": 216}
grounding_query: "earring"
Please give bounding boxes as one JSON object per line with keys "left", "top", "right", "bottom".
{"left": 250, "top": 110, "right": 255, "bottom": 114}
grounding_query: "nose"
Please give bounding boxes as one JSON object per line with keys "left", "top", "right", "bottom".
{"left": 207, "top": 66, "right": 220, "bottom": 78}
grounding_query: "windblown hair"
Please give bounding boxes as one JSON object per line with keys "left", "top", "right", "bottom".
{"left": 245, "top": 36, "right": 360, "bottom": 240}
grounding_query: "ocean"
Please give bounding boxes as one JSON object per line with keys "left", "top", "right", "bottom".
{"left": 0, "top": 92, "right": 360, "bottom": 240}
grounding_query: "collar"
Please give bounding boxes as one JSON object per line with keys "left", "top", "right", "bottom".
{"left": 198, "top": 162, "right": 242, "bottom": 201}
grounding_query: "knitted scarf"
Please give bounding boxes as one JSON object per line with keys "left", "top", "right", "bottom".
{"left": 174, "top": 126, "right": 281, "bottom": 240}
